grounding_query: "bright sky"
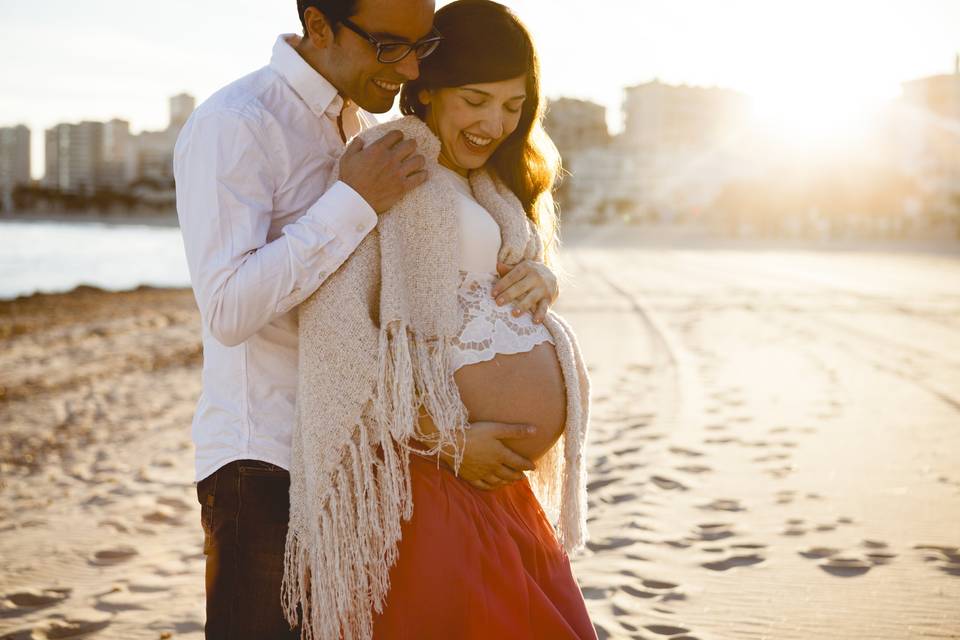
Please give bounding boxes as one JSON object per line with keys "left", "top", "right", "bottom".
{"left": 2, "top": 0, "right": 958, "bottom": 178}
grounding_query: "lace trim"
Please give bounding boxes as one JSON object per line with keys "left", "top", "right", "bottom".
{"left": 450, "top": 270, "right": 554, "bottom": 371}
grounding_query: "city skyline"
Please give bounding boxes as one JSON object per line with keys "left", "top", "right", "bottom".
{"left": 2, "top": 0, "right": 959, "bottom": 178}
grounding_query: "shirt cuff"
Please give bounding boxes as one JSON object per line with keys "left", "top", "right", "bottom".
{"left": 306, "top": 180, "right": 377, "bottom": 247}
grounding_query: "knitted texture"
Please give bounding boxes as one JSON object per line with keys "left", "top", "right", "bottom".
{"left": 281, "top": 115, "right": 591, "bottom": 640}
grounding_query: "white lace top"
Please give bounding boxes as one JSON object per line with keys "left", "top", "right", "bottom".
{"left": 439, "top": 165, "right": 554, "bottom": 371}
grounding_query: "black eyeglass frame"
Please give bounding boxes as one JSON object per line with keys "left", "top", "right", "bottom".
{"left": 338, "top": 17, "right": 444, "bottom": 64}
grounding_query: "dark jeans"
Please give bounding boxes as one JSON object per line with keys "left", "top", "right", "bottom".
{"left": 196, "top": 459, "right": 301, "bottom": 639}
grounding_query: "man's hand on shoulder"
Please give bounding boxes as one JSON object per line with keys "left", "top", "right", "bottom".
{"left": 339, "top": 130, "right": 427, "bottom": 215}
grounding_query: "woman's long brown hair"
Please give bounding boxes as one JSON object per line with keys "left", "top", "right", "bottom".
{"left": 400, "top": 0, "right": 561, "bottom": 260}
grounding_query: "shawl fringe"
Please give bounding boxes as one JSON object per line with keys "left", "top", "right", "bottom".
{"left": 281, "top": 320, "right": 469, "bottom": 639}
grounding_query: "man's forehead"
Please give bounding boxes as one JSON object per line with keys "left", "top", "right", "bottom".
{"left": 353, "top": 0, "right": 435, "bottom": 42}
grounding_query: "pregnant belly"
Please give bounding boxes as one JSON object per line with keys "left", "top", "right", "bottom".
{"left": 451, "top": 341, "right": 567, "bottom": 463}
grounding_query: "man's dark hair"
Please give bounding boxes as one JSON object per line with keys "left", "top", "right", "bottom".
{"left": 297, "top": 0, "right": 359, "bottom": 34}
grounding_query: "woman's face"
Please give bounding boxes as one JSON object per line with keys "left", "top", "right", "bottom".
{"left": 420, "top": 75, "right": 527, "bottom": 176}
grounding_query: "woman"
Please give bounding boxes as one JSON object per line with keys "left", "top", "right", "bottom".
{"left": 281, "top": 2, "right": 594, "bottom": 639}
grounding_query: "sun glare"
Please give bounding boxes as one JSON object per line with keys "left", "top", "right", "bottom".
{"left": 724, "top": 1, "right": 901, "bottom": 150}
{"left": 748, "top": 82, "right": 886, "bottom": 149}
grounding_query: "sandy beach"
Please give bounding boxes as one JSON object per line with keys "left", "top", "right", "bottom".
{"left": 2, "top": 228, "right": 959, "bottom": 639}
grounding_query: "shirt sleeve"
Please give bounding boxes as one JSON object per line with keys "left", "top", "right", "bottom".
{"left": 173, "top": 108, "right": 377, "bottom": 347}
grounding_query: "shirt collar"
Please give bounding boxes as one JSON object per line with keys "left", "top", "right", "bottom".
{"left": 270, "top": 34, "right": 351, "bottom": 120}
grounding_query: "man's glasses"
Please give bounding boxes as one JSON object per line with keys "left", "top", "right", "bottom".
{"left": 339, "top": 18, "right": 443, "bottom": 64}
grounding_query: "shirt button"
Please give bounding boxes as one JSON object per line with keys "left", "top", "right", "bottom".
{"left": 317, "top": 271, "right": 327, "bottom": 281}
{"left": 355, "top": 222, "right": 366, "bottom": 233}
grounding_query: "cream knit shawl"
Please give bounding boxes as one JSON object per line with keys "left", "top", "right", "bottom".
{"left": 281, "top": 115, "right": 591, "bottom": 640}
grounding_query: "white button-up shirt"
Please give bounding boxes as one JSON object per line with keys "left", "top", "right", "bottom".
{"left": 174, "top": 34, "right": 378, "bottom": 482}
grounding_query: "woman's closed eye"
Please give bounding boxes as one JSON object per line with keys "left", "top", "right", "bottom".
{"left": 463, "top": 97, "right": 523, "bottom": 114}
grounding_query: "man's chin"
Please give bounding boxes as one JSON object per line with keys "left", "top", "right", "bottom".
{"left": 354, "top": 94, "right": 396, "bottom": 114}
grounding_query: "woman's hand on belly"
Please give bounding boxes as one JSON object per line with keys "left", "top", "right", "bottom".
{"left": 425, "top": 420, "right": 538, "bottom": 491}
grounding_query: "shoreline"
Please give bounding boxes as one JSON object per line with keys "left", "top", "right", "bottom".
{"left": 561, "top": 222, "right": 960, "bottom": 255}
{"left": 0, "top": 282, "right": 192, "bottom": 305}
{"left": 1, "top": 210, "right": 179, "bottom": 228}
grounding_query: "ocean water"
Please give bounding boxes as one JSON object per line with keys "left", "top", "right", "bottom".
{"left": 1, "top": 220, "right": 191, "bottom": 300}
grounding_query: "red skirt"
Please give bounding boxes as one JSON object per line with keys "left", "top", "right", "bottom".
{"left": 371, "top": 450, "right": 598, "bottom": 640}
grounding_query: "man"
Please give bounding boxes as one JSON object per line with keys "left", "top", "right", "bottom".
{"left": 174, "top": 0, "right": 560, "bottom": 637}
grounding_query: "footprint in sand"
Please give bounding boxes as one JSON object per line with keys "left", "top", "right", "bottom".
{"left": 774, "top": 490, "right": 796, "bottom": 505}
{"left": 621, "top": 585, "right": 657, "bottom": 599}
{"left": 586, "top": 536, "right": 635, "bottom": 552}
{"left": 156, "top": 496, "right": 192, "bottom": 512}
{"left": 621, "top": 578, "right": 681, "bottom": 602}
{"left": 650, "top": 475, "right": 688, "bottom": 491}
{"left": 914, "top": 544, "right": 960, "bottom": 577}
{"left": 698, "top": 498, "right": 745, "bottom": 512}
{"left": 861, "top": 539, "right": 889, "bottom": 550}
{"left": 89, "top": 545, "right": 139, "bottom": 566}
{"left": 141, "top": 507, "right": 181, "bottom": 525}
{"left": 30, "top": 611, "right": 113, "bottom": 639}
{"left": 799, "top": 541, "right": 896, "bottom": 575}
{"left": 765, "top": 465, "right": 795, "bottom": 479}
{"left": 798, "top": 546, "right": 840, "bottom": 559}
{"left": 781, "top": 518, "right": 807, "bottom": 536}
{"left": 587, "top": 477, "right": 619, "bottom": 492}
{"left": 703, "top": 436, "right": 738, "bottom": 445}
{"left": 691, "top": 523, "right": 737, "bottom": 542}
{"left": 151, "top": 456, "right": 177, "bottom": 468}
{"left": 819, "top": 556, "right": 873, "bottom": 576}
{"left": 753, "top": 453, "right": 790, "bottom": 463}
{"left": 702, "top": 553, "right": 765, "bottom": 571}
{"left": 668, "top": 447, "right": 704, "bottom": 458}
{"left": 864, "top": 552, "right": 897, "bottom": 566}
{"left": 1, "top": 587, "right": 72, "bottom": 612}
{"left": 580, "top": 586, "right": 609, "bottom": 600}
{"left": 675, "top": 464, "right": 713, "bottom": 475}
{"left": 606, "top": 493, "right": 635, "bottom": 505}
{"left": 645, "top": 623, "right": 692, "bottom": 636}
{"left": 98, "top": 519, "right": 130, "bottom": 533}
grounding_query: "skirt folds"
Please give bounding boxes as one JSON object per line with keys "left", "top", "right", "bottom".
{"left": 371, "top": 449, "right": 597, "bottom": 640}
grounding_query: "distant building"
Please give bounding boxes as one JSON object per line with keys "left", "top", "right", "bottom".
{"left": 101, "top": 119, "right": 137, "bottom": 191}
{"left": 544, "top": 98, "right": 610, "bottom": 156}
{"left": 41, "top": 93, "right": 196, "bottom": 194}
{"left": 902, "top": 55, "right": 960, "bottom": 121}
{"left": 559, "top": 143, "right": 639, "bottom": 223}
{"left": 555, "top": 81, "right": 753, "bottom": 223}
{"left": 135, "top": 93, "right": 196, "bottom": 184}
{"left": 169, "top": 93, "right": 196, "bottom": 130}
{"left": 43, "top": 121, "right": 103, "bottom": 193}
{"left": 0, "top": 125, "right": 31, "bottom": 189}
{"left": 0, "top": 124, "right": 30, "bottom": 211}
{"left": 899, "top": 56, "right": 960, "bottom": 209}
{"left": 622, "top": 80, "right": 749, "bottom": 155}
